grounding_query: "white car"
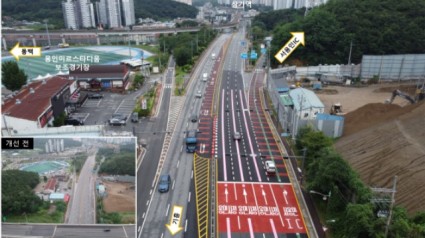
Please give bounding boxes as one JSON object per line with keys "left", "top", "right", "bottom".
{"left": 265, "top": 160, "right": 276, "bottom": 175}
{"left": 195, "top": 90, "right": 202, "bottom": 98}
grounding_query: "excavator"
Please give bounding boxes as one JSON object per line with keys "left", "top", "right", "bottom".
{"left": 386, "top": 89, "right": 417, "bottom": 104}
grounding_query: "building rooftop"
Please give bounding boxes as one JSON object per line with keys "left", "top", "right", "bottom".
{"left": 289, "top": 88, "right": 324, "bottom": 111}
{"left": 2, "top": 76, "right": 71, "bottom": 121}
{"left": 45, "top": 178, "right": 57, "bottom": 191}
{"left": 69, "top": 65, "right": 129, "bottom": 79}
{"left": 280, "top": 94, "right": 293, "bottom": 106}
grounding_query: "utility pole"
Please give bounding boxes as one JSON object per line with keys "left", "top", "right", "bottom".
{"left": 128, "top": 28, "right": 131, "bottom": 58}
{"left": 384, "top": 176, "right": 397, "bottom": 238}
{"left": 348, "top": 40, "right": 353, "bottom": 65}
{"left": 44, "top": 19, "right": 51, "bottom": 47}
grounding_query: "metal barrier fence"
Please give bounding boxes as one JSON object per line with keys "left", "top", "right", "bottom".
{"left": 360, "top": 54, "right": 425, "bottom": 81}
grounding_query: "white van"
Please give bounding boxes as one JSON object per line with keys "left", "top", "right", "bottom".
{"left": 202, "top": 73, "right": 208, "bottom": 82}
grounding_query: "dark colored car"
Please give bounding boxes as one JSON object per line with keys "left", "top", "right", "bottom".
{"left": 158, "top": 175, "right": 171, "bottom": 193}
{"left": 88, "top": 93, "right": 103, "bottom": 99}
{"left": 190, "top": 114, "right": 198, "bottom": 123}
{"left": 64, "top": 118, "right": 84, "bottom": 126}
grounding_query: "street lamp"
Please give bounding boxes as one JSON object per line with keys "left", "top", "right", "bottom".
{"left": 310, "top": 190, "right": 332, "bottom": 200}
{"left": 44, "top": 19, "right": 51, "bottom": 47}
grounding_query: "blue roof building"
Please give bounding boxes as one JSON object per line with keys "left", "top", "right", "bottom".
{"left": 289, "top": 88, "right": 325, "bottom": 119}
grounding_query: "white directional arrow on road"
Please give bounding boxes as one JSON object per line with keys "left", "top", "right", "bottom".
{"left": 262, "top": 189, "right": 268, "bottom": 205}
{"left": 243, "top": 189, "right": 248, "bottom": 204}
{"left": 283, "top": 189, "right": 289, "bottom": 205}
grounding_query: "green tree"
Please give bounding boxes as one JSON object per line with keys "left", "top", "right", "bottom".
{"left": 2, "top": 61, "right": 28, "bottom": 91}
{"left": 53, "top": 112, "right": 66, "bottom": 127}
{"left": 174, "top": 46, "right": 192, "bottom": 66}
{"left": 340, "top": 203, "right": 375, "bottom": 238}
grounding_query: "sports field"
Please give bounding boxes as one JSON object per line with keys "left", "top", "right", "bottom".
{"left": 2, "top": 46, "right": 151, "bottom": 81}
{"left": 20, "top": 161, "right": 69, "bottom": 174}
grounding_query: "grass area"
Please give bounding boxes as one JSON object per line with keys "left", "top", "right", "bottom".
{"left": 135, "top": 44, "right": 160, "bottom": 54}
{"left": 119, "top": 212, "right": 135, "bottom": 224}
{"left": 5, "top": 207, "right": 64, "bottom": 223}
{"left": 174, "top": 66, "right": 187, "bottom": 96}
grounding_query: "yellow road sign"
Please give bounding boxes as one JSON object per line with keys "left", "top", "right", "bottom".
{"left": 165, "top": 205, "right": 184, "bottom": 235}
{"left": 274, "top": 32, "right": 305, "bottom": 64}
{"left": 9, "top": 43, "right": 42, "bottom": 61}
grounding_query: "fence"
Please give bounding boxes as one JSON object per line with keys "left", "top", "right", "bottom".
{"left": 360, "top": 54, "right": 425, "bottom": 81}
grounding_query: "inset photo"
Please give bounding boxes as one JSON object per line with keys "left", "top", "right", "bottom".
{"left": 1, "top": 137, "right": 136, "bottom": 237}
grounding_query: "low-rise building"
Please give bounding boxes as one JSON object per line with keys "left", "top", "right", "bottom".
{"left": 69, "top": 65, "right": 130, "bottom": 92}
{"left": 1, "top": 76, "right": 73, "bottom": 134}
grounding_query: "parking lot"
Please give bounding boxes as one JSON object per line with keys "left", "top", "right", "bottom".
{"left": 68, "top": 91, "right": 141, "bottom": 131}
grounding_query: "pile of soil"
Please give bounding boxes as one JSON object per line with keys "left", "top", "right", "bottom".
{"left": 336, "top": 102, "right": 425, "bottom": 214}
{"left": 343, "top": 103, "right": 419, "bottom": 137}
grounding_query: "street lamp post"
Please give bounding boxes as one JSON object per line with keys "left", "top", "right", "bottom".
{"left": 310, "top": 190, "right": 332, "bottom": 200}
{"left": 44, "top": 20, "right": 51, "bottom": 47}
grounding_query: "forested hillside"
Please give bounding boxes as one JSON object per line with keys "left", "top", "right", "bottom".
{"left": 266, "top": 0, "right": 425, "bottom": 66}
{"left": 2, "top": 0, "right": 198, "bottom": 29}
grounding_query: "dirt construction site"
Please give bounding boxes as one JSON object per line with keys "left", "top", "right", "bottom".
{"left": 102, "top": 181, "right": 135, "bottom": 219}
{"left": 316, "top": 83, "right": 425, "bottom": 215}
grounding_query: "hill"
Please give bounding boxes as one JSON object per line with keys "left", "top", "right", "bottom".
{"left": 1, "top": 0, "right": 198, "bottom": 29}
{"left": 335, "top": 102, "right": 425, "bottom": 214}
{"left": 270, "top": 0, "right": 425, "bottom": 66}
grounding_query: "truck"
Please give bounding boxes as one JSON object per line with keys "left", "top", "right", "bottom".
{"left": 211, "top": 53, "right": 216, "bottom": 60}
{"left": 186, "top": 130, "right": 197, "bottom": 153}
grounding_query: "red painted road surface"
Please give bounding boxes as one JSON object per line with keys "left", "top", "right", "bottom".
{"left": 218, "top": 182, "right": 306, "bottom": 235}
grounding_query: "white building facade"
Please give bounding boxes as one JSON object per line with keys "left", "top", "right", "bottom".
{"left": 121, "top": 0, "right": 136, "bottom": 26}
{"left": 62, "top": 0, "right": 78, "bottom": 29}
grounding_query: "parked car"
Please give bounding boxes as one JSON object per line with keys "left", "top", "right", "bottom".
{"left": 64, "top": 118, "right": 84, "bottom": 126}
{"left": 233, "top": 131, "right": 241, "bottom": 140}
{"left": 158, "top": 174, "right": 171, "bottom": 193}
{"left": 88, "top": 93, "right": 103, "bottom": 99}
{"left": 111, "top": 113, "right": 127, "bottom": 121}
{"left": 131, "top": 112, "right": 139, "bottom": 123}
{"left": 108, "top": 118, "right": 126, "bottom": 126}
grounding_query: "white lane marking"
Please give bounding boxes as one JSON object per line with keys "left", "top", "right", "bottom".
{"left": 227, "top": 217, "right": 232, "bottom": 238}
{"left": 165, "top": 204, "right": 170, "bottom": 216}
{"left": 221, "top": 89, "right": 228, "bottom": 181}
{"left": 172, "top": 180, "right": 176, "bottom": 190}
{"left": 248, "top": 218, "right": 255, "bottom": 238}
{"left": 177, "top": 160, "right": 180, "bottom": 168}
{"left": 269, "top": 184, "right": 285, "bottom": 227}
{"left": 237, "top": 216, "right": 241, "bottom": 230}
{"left": 188, "top": 192, "right": 191, "bottom": 203}
{"left": 270, "top": 219, "right": 278, "bottom": 238}
{"left": 231, "top": 89, "right": 244, "bottom": 182}
{"left": 239, "top": 90, "right": 262, "bottom": 182}
{"left": 185, "top": 219, "right": 188, "bottom": 232}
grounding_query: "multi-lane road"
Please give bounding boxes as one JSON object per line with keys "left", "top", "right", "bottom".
{"left": 138, "top": 21, "right": 313, "bottom": 238}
